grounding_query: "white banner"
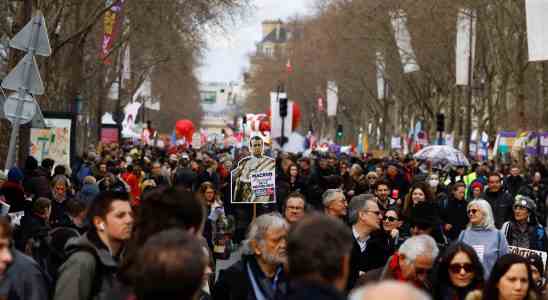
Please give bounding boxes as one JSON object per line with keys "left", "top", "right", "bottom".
{"left": 326, "top": 81, "right": 338, "bottom": 116}
{"left": 526, "top": 0, "right": 548, "bottom": 61}
{"left": 376, "top": 51, "right": 386, "bottom": 99}
{"left": 456, "top": 8, "right": 476, "bottom": 85}
{"left": 390, "top": 10, "right": 420, "bottom": 73}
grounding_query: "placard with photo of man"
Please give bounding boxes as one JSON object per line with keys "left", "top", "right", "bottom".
{"left": 231, "top": 136, "right": 276, "bottom": 203}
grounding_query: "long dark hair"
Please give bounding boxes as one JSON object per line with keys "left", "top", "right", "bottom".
{"left": 119, "top": 186, "right": 205, "bottom": 284}
{"left": 431, "top": 242, "right": 484, "bottom": 300}
{"left": 483, "top": 254, "right": 535, "bottom": 300}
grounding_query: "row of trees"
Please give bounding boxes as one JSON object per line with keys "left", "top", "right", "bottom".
{"left": 0, "top": 0, "right": 248, "bottom": 165}
{"left": 245, "top": 0, "right": 548, "bottom": 152}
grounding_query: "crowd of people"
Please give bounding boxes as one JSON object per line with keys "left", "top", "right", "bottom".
{"left": 0, "top": 139, "right": 547, "bottom": 300}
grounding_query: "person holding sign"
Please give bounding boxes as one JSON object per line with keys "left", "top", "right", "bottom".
{"left": 458, "top": 199, "right": 509, "bottom": 279}
{"left": 501, "top": 196, "right": 548, "bottom": 252}
{"left": 231, "top": 136, "right": 276, "bottom": 204}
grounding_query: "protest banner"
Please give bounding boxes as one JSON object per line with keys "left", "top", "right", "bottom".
{"left": 509, "top": 246, "right": 547, "bottom": 269}
{"left": 231, "top": 136, "right": 276, "bottom": 204}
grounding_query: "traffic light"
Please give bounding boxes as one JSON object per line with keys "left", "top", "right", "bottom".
{"left": 436, "top": 113, "right": 445, "bottom": 132}
{"left": 336, "top": 124, "right": 343, "bottom": 139}
{"left": 279, "top": 98, "right": 288, "bottom": 118}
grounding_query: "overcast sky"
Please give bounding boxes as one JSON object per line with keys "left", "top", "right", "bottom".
{"left": 198, "top": 0, "right": 314, "bottom": 83}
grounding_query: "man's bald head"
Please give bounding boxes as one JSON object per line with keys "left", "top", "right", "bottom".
{"left": 349, "top": 281, "right": 431, "bottom": 300}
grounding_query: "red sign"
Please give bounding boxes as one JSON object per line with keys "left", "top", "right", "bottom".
{"left": 101, "top": 127, "right": 119, "bottom": 144}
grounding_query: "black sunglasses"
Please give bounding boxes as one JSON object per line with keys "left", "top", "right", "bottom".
{"left": 383, "top": 216, "right": 399, "bottom": 222}
{"left": 449, "top": 263, "right": 474, "bottom": 274}
{"left": 467, "top": 209, "right": 479, "bottom": 215}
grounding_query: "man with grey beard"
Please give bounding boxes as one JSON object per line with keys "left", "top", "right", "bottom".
{"left": 213, "top": 213, "right": 289, "bottom": 300}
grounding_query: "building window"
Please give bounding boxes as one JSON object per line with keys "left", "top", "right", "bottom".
{"left": 200, "top": 91, "right": 217, "bottom": 104}
{"left": 263, "top": 46, "right": 273, "bottom": 57}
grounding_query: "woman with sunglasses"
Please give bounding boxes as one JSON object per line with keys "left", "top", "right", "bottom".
{"left": 382, "top": 209, "right": 405, "bottom": 254}
{"left": 458, "top": 199, "right": 509, "bottom": 279}
{"left": 500, "top": 195, "right": 548, "bottom": 252}
{"left": 431, "top": 242, "right": 484, "bottom": 300}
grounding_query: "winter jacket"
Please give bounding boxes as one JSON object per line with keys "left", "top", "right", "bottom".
{"left": 441, "top": 196, "right": 469, "bottom": 240}
{"left": 213, "top": 255, "right": 287, "bottom": 300}
{"left": 23, "top": 168, "right": 51, "bottom": 199}
{"left": 0, "top": 248, "right": 50, "bottom": 300}
{"left": 347, "top": 230, "right": 391, "bottom": 290}
{"left": 482, "top": 190, "right": 514, "bottom": 229}
{"left": 14, "top": 213, "right": 50, "bottom": 253}
{"left": 518, "top": 183, "right": 548, "bottom": 225}
{"left": 1, "top": 181, "right": 29, "bottom": 213}
{"left": 54, "top": 231, "right": 122, "bottom": 300}
{"left": 78, "top": 183, "right": 100, "bottom": 208}
{"left": 501, "top": 221, "right": 548, "bottom": 252}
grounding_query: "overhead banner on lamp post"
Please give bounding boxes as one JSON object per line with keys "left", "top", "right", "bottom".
{"left": 526, "top": 0, "right": 548, "bottom": 61}
{"left": 326, "top": 81, "right": 338, "bottom": 117}
{"left": 390, "top": 10, "right": 420, "bottom": 73}
{"left": 456, "top": 8, "right": 477, "bottom": 85}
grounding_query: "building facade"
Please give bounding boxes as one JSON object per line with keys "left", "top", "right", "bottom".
{"left": 199, "top": 81, "right": 247, "bottom": 134}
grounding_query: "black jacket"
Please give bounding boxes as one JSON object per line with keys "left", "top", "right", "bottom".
{"left": 518, "top": 183, "right": 548, "bottom": 225}
{"left": 483, "top": 190, "right": 514, "bottom": 229}
{"left": 15, "top": 213, "right": 50, "bottom": 252}
{"left": 23, "top": 168, "right": 51, "bottom": 199}
{"left": 347, "top": 230, "right": 391, "bottom": 290}
{"left": 281, "top": 280, "right": 346, "bottom": 300}
{"left": 213, "top": 255, "right": 287, "bottom": 300}
{"left": 441, "top": 196, "right": 469, "bottom": 241}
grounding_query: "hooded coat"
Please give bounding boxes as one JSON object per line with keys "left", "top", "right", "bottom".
{"left": 0, "top": 248, "right": 50, "bottom": 300}
{"left": 54, "top": 231, "right": 121, "bottom": 300}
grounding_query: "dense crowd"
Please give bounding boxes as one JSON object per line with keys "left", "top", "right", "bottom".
{"left": 0, "top": 140, "right": 547, "bottom": 300}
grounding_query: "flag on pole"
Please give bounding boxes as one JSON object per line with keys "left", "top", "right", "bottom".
{"left": 390, "top": 10, "right": 420, "bottom": 73}
{"left": 286, "top": 59, "right": 293, "bottom": 73}
{"left": 526, "top": 0, "right": 548, "bottom": 61}
{"left": 455, "top": 8, "right": 476, "bottom": 85}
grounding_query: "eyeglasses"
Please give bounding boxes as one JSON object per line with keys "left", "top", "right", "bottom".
{"left": 467, "top": 209, "right": 479, "bottom": 215}
{"left": 383, "top": 216, "right": 399, "bottom": 222}
{"left": 367, "top": 176, "right": 378, "bottom": 180}
{"left": 449, "top": 263, "right": 474, "bottom": 274}
{"left": 514, "top": 205, "right": 528, "bottom": 211}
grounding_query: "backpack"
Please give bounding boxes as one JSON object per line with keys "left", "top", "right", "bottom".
{"left": 26, "top": 226, "right": 81, "bottom": 283}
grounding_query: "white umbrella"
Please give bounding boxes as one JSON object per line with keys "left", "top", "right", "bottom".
{"left": 414, "top": 145, "right": 470, "bottom": 167}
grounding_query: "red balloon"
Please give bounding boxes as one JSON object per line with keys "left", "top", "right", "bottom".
{"left": 259, "top": 119, "right": 271, "bottom": 132}
{"left": 175, "top": 119, "right": 195, "bottom": 142}
{"left": 267, "top": 101, "right": 301, "bottom": 130}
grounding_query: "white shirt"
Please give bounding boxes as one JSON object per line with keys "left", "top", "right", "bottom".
{"left": 352, "top": 226, "right": 370, "bottom": 252}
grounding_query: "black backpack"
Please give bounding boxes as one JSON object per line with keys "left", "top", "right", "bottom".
{"left": 26, "top": 226, "right": 81, "bottom": 283}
